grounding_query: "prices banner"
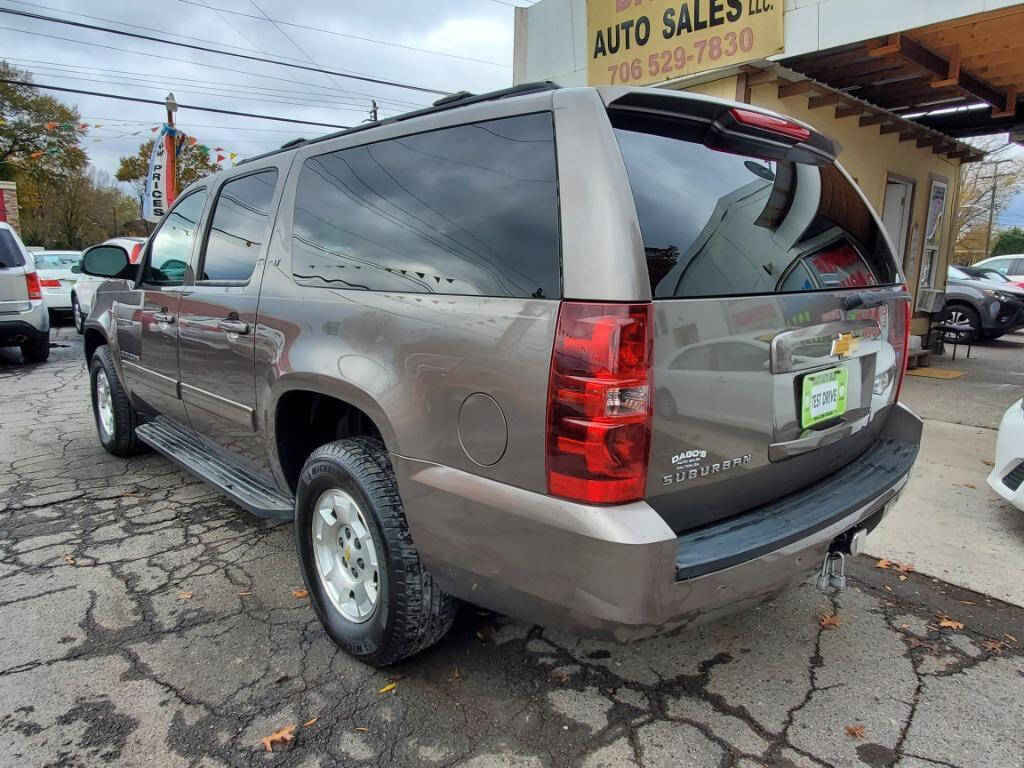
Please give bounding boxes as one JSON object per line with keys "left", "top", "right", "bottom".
{"left": 142, "top": 126, "right": 176, "bottom": 223}
{"left": 586, "top": 0, "right": 784, "bottom": 87}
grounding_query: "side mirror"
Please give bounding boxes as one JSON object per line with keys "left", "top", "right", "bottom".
{"left": 81, "top": 245, "right": 134, "bottom": 279}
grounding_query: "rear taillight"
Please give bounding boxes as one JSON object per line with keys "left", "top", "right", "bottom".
{"left": 38, "top": 277, "right": 62, "bottom": 288}
{"left": 25, "top": 272, "right": 42, "bottom": 300}
{"left": 891, "top": 287, "right": 912, "bottom": 403}
{"left": 729, "top": 108, "right": 811, "bottom": 142}
{"left": 546, "top": 302, "right": 653, "bottom": 505}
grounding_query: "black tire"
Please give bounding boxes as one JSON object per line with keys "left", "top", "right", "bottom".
{"left": 89, "top": 345, "right": 142, "bottom": 457}
{"left": 72, "top": 295, "right": 85, "bottom": 335}
{"left": 295, "top": 437, "right": 457, "bottom": 666}
{"left": 941, "top": 303, "right": 981, "bottom": 343}
{"left": 20, "top": 331, "right": 50, "bottom": 363}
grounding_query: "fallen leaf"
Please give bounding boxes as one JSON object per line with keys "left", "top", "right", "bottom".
{"left": 237, "top": 591, "right": 253, "bottom": 596}
{"left": 260, "top": 724, "right": 296, "bottom": 752}
{"left": 958, "top": 600, "right": 975, "bottom": 606}
{"left": 962, "top": 482, "right": 976, "bottom": 489}
{"left": 178, "top": 591, "right": 193, "bottom": 600}
{"left": 898, "top": 575, "right": 908, "bottom": 582}
{"left": 290, "top": 588, "right": 308, "bottom": 599}
{"left": 451, "top": 667, "right": 461, "bottom": 681}
{"left": 908, "top": 637, "right": 941, "bottom": 655}
{"left": 550, "top": 669, "right": 571, "bottom": 685}
{"left": 354, "top": 727, "right": 369, "bottom": 733}
{"left": 303, "top": 717, "right": 318, "bottom": 727}
{"left": 884, "top": 585, "right": 893, "bottom": 592}
{"left": 378, "top": 682, "right": 396, "bottom": 694}
{"left": 983, "top": 640, "right": 1005, "bottom": 654}
{"left": 1005, "top": 633, "right": 1018, "bottom": 644}
{"left": 63, "top": 554, "right": 76, "bottom": 566}
{"left": 982, "top": 459, "right": 994, "bottom": 466}
{"left": 820, "top": 614, "right": 842, "bottom": 630}
{"left": 875, "top": 558, "right": 892, "bottom": 570}
{"left": 845, "top": 724, "right": 866, "bottom": 739}
{"left": 895, "top": 563, "right": 915, "bottom": 574}
{"left": 938, "top": 618, "right": 965, "bottom": 631}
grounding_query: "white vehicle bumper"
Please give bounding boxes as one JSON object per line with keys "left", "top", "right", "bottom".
{"left": 987, "top": 398, "right": 1024, "bottom": 511}
{"left": 41, "top": 286, "right": 72, "bottom": 310}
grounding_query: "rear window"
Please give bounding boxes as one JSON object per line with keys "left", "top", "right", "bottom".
{"left": 612, "top": 118, "right": 899, "bottom": 298}
{"left": 0, "top": 229, "right": 26, "bottom": 269}
{"left": 291, "top": 112, "right": 560, "bottom": 299}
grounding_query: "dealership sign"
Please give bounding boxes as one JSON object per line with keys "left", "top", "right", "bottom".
{"left": 587, "top": 0, "right": 784, "bottom": 86}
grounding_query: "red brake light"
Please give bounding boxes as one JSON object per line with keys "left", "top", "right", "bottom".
{"left": 546, "top": 302, "right": 653, "bottom": 505}
{"left": 129, "top": 243, "right": 143, "bottom": 264}
{"left": 38, "top": 277, "right": 62, "bottom": 288}
{"left": 730, "top": 108, "right": 811, "bottom": 142}
{"left": 891, "top": 287, "right": 912, "bottom": 403}
{"left": 25, "top": 271, "right": 42, "bottom": 300}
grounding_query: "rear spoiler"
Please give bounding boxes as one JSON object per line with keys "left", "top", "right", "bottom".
{"left": 598, "top": 86, "right": 839, "bottom": 166}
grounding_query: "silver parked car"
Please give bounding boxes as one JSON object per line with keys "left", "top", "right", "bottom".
{"left": 78, "top": 83, "right": 921, "bottom": 664}
{"left": 0, "top": 222, "right": 50, "bottom": 363}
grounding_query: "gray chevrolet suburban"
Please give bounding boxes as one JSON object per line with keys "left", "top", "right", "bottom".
{"left": 79, "top": 83, "right": 921, "bottom": 665}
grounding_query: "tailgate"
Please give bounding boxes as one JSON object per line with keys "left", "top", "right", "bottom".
{"left": 608, "top": 99, "right": 911, "bottom": 534}
{"left": 0, "top": 228, "right": 29, "bottom": 307}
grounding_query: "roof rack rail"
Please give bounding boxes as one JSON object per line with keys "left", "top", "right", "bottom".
{"left": 237, "top": 81, "right": 559, "bottom": 166}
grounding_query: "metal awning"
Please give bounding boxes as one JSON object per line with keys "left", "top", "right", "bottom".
{"left": 741, "top": 64, "right": 985, "bottom": 163}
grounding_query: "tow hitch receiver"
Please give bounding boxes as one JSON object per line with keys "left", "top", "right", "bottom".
{"left": 817, "top": 528, "right": 868, "bottom": 591}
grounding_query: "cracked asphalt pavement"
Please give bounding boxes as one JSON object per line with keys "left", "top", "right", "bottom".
{"left": 1, "top": 326, "right": 1023, "bottom": 768}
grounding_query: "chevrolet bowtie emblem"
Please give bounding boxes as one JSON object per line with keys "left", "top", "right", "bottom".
{"left": 830, "top": 332, "right": 858, "bottom": 358}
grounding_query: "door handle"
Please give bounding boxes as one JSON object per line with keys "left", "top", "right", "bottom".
{"left": 218, "top": 318, "right": 250, "bottom": 335}
{"left": 153, "top": 311, "right": 175, "bottom": 324}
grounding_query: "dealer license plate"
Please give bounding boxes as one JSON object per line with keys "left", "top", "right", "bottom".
{"left": 801, "top": 367, "right": 848, "bottom": 428}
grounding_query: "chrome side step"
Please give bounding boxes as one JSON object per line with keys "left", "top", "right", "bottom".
{"left": 135, "top": 417, "right": 294, "bottom": 519}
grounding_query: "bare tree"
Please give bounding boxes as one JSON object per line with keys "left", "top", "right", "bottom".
{"left": 955, "top": 137, "right": 1024, "bottom": 263}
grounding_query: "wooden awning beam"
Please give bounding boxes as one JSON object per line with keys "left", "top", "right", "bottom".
{"left": 893, "top": 35, "right": 1007, "bottom": 109}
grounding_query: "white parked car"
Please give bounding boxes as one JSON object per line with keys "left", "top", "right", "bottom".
{"left": 72, "top": 236, "right": 145, "bottom": 334}
{"left": 32, "top": 250, "right": 81, "bottom": 316}
{"left": 987, "top": 398, "right": 1024, "bottom": 512}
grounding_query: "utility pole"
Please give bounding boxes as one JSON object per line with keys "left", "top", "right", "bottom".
{"left": 981, "top": 158, "right": 1016, "bottom": 259}
{"left": 370, "top": 99, "right": 379, "bottom": 122}
{"left": 112, "top": 203, "right": 117, "bottom": 237}
{"left": 165, "top": 92, "right": 178, "bottom": 208}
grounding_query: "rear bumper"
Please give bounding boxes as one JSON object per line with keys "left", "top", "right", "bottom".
{"left": 0, "top": 302, "right": 49, "bottom": 346}
{"left": 987, "top": 399, "right": 1024, "bottom": 511}
{"left": 396, "top": 403, "right": 922, "bottom": 641}
{"left": 41, "top": 287, "right": 72, "bottom": 310}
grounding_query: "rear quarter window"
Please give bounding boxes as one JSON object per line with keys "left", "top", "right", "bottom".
{"left": 0, "top": 229, "right": 26, "bottom": 269}
{"left": 290, "top": 112, "right": 561, "bottom": 299}
{"left": 612, "top": 117, "right": 899, "bottom": 298}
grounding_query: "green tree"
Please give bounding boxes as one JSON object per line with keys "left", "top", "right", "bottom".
{"left": 0, "top": 61, "right": 84, "bottom": 181}
{"left": 116, "top": 138, "right": 218, "bottom": 219}
{"left": 990, "top": 226, "right": 1024, "bottom": 258}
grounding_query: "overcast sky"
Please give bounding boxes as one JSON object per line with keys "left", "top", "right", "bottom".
{"left": 2, "top": 0, "right": 529, "bottom": 181}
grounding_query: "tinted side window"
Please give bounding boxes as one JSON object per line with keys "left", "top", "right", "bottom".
{"left": 0, "top": 229, "right": 26, "bottom": 268}
{"left": 1011, "top": 258, "right": 1024, "bottom": 274}
{"left": 613, "top": 118, "right": 898, "bottom": 298}
{"left": 291, "top": 112, "right": 560, "bottom": 298}
{"left": 144, "top": 190, "right": 207, "bottom": 286}
{"left": 200, "top": 170, "right": 278, "bottom": 281}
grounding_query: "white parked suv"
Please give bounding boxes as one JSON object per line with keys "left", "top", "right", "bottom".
{"left": 0, "top": 222, "right": 50, "bottom": 363}
{"left": 987, "top": 398, "right": 1024, "bottom": 511}
{"left": 72, "top": 236, "right": 145, "bottom": 334}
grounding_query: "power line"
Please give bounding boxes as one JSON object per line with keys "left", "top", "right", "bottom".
{"left": 0, "top": 27, "right": 431, "bottom": 109}
{"left": 176, "top": 0, "right": 511, "bottom": 68}
{"left": 0, "top": 78, "right": 351, "bottom": 128}
{"left": 0, "top": 6, "right": 452, "bottom": 95}
{"left": 3, "top": 55, "right": 429, "bottom": 110}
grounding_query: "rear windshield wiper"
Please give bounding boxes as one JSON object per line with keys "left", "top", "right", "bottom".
{"left": 841, "top": 289, "right": 912, "bottom": 311}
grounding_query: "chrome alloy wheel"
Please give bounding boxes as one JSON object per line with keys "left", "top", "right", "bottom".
{"left": 312, "top": 489, "right": 380, "bottom": 623}
{"left": 95, "top": 368, "right": 115, "bottom": 438}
